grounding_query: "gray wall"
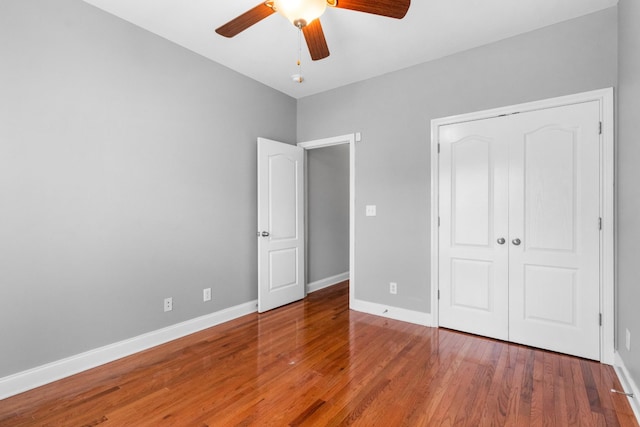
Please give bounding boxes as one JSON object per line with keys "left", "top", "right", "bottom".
{"left": 297, "top": 8, "right": 618, "bottom": 313}
{"left": 307, "top": 145, "right": 350, "bottom": 283}
{"left": 617, "top": 0, "right": 640, "bottom": 394}
{"left": 0, "top": 0, "right": 295, "bottom": 377}
{"left": 1, "top": 0, "right": 631, "bottom": 391}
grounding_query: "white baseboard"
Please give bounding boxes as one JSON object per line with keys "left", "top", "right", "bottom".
{"left": 614, "top": 351, "right": 640, "bottom": 423}
{"left": 351, "top": 298, "right": 431, "bottom": 326}
{"left": 307, "top": 271, "right": 349, "bottom": 294}
{"left": 0, "top": 300, "right": 258, "bottom": 401}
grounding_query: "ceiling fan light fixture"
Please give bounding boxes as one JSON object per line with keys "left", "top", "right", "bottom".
{"left": 273, "top": 0, "right": 327, "bottom": 27}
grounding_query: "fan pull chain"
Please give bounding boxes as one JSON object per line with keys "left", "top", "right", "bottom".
{"left": 294, "top": 24, "right": 304, "bottom": 83}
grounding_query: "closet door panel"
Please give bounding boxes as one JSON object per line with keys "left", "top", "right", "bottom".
{"left": 438, "top": 119, "right": 509, "bottom": 341}
{"left": 523, "top": 127, "right": 576, "bottom": 252}
{"left": 508, "top": 102, "right": 601, "bottom": 360}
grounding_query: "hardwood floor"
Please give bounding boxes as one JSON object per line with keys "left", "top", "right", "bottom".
{"left": 1, "top": 281, "right": 637, "bottom": 426}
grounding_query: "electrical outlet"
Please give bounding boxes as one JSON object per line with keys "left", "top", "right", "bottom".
{"left": 366, "top": 205, "right": 377, "bottom": 217}
{"left": 203, "top": 288, "right": 212, "bottom": 302}
{"left": 164, "top": 297, "right": 173, "bottom": 312}
{"left": 626, "top": 328, "right": 631, "bottom": 351}
{"left": 389, "top": 282, "right": 397, "bottom": 295}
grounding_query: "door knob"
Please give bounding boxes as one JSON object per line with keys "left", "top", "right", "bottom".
{"left": 512, "top": 238, "right": 521, "bottom": 246}
{"left": 497, "top": 238, "right": 506, "bottom": 245}
{"left": 261, "top": 231, "right": 270, "bottom": 237}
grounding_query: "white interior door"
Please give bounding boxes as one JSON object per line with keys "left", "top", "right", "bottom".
{"left": 438, "top": 117, "right": 510, "bottom": 341}
{"left": 438, "top": 101, "right": 601, "bottom": 360}
{"left": 507, "top": 102, "right": 601, "bottom": 360}
{"left": 257, "top": 138, "right": 305, "bottom": 313}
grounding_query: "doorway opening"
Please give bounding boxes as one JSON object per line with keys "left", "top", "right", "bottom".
{"left": 299, "top": 134, "right": 356, "bottom": 307}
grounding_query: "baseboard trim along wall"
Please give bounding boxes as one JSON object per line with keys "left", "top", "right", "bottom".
{"left": 0, "top": 300, "right": 258, "bottom": 401}
{"left": 614, "top": 352, "right": 640, "bottom": 423}
{"left": 307, "top": 272, "right": 349, "bottom": 294}
{"left": 351, "top": 298, "right": 431, "bottom": 326}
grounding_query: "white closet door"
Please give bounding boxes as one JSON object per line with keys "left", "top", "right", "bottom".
{"left": 507, "top": 102, "right": 601, "bottom": 360}
{"left": 438, "top": 117, "right": 509, "bottom": 341}
{"left": 438, "top": 101, "right": 601, "bottom": 360}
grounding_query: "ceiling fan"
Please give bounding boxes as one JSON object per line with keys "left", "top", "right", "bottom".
{"left": 215, "top": 0, "right": 411, "bottom": 61}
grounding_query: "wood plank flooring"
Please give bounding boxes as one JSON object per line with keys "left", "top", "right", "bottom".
{"left": 1, "top": 281, "right": 637, "bottom": 426}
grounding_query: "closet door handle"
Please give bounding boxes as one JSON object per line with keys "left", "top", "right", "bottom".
{"left": 512, "top": 238, "right": 521, "bottom": 246}
{"left": 497, "top": 238, "right": 506, "bottom": 245}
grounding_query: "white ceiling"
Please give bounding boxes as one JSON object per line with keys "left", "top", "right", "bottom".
{"left": 82, "top": 0, "right": 617, "bottom": 99}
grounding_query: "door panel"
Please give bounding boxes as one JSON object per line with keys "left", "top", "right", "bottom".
{"left": 523, "top": 126, "right": 576, "bottom": 252}
{"left": 269, "top": 248, "right": 299, "bottom": 290}
{"left": 269, "top": 155, "right": 298, "bottom": 240}
{"left": 258, "top": 138, "right": 305, "bottom": 313}
{"left": 452, "top": 138, "right": 492, "bottom": 247}
{"left": 508, "top": 102, "right": 601, "bottom": 360}
{"left": 451, "top": 259, "right": 493, "bottom": 311}
{"left": 439, "top": 120, "right": 509, "bottom": 341}
{"left": 522, "top": 265, "right": 577, "bottom": 325}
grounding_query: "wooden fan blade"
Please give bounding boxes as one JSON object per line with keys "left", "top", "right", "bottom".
{"left": 302, "top": 19, "right": 330, "bottom": 61}
{"left": 215, "top": 3, "right": 276, "bottom": 38}
{"left": 332, "top": 0, "right": 410, "bottom": 19}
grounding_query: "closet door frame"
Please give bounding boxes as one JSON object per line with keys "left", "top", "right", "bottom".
{"left": 430, "top": 88, "right": 615, "bottom": 364}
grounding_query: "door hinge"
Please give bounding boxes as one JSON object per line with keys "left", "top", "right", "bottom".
{"left": 599, "top": 217, "right": 602, "bottom": 230}
{"left": 599, "top": 121, "right": 603, "bottom": 135}
{"left": 437, "top": 143, "right": 441, "bottom": 154}
{"left": 438, "top": 216, "right": 440, "bottom": 227}
{"left": 599, "top": 313, "right": 602, "bottom": 326}
{"left": 438, "top": 290, "right": 440, "bottom": 300}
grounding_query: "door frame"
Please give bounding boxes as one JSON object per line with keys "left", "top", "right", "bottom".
{"left": 298, "top": 133, "right": 358, "bottom": 308}
{"left": 430, "top": 88, "right": 615, "bottom": 364}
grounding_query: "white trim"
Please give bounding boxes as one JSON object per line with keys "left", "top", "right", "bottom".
{"left": 0, "top": 300, "right": 258, "bottom": 401}
{"left": 307, "top": 271, "right": 350, "bottom": 293}
{"left": 600, "top": 88, "right": 616, "bottom": 365}
{"left": 349, "top": 138, "right": 356, "bottom": 309}
{"left": 298, "top": 133, "right": 357, "bottom": 309}
{"left": 430, "top": 88, "right": 615, "bottom": 363}
{"left": 430, "top": 114, "right": 440, "bottom": 328}
{"left": 351, "top": 298, "right": 431, "bottom": 326}
{"left": 298, "top": 134, "right": 354, "bottom": 149}
{"left": 614, "top": 352, "right": 640, "bottom": 423}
